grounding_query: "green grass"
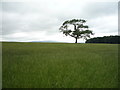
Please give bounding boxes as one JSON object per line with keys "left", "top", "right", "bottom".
{"left": 2, "top": 42, "right": 118, "bottom": 88}
{"left": 0, "top": 42, "right": 2, "bottom": 89}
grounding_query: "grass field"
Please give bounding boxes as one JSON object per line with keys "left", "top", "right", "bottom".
{"left": 0, "top": 63, "right": 1, "bottom": 89}
{"left": 2, "top": 42, "right": 118, "bottom": 88}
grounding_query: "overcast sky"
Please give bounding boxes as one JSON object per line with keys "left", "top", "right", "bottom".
{"left": 1, "top": 0, "right": 119, "bottom": 43}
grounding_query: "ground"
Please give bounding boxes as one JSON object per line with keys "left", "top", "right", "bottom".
{"left": 2, "top": 42, "right": 118, "bottom": 88}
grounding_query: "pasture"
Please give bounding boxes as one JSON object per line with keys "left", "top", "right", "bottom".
{"left": 2, "top": 42, "right": 118, "bottom": 88}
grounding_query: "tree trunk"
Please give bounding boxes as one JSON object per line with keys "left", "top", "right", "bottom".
{"left": 75, "top": 37, "right": 77, "bottom": 43}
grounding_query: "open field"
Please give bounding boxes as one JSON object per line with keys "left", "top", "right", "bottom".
{"left": 0, "top": 62, "right": 1, "bottom": 89}
{"left": 2, "top": 42, "right": 118, "bottom": 88}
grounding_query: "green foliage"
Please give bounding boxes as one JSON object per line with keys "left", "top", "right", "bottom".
{"left": 86, "top": 35, "right": 120, "bottom": 44}
{"left": 59, "top": 19, "right": 93, "bottom": 43}
{"left": 3, "top": 42, "right": 118, "bottom": 88}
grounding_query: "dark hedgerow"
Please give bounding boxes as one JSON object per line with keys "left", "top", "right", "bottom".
{"left": 86, "top": 35, "right": 120, "bottom": 44}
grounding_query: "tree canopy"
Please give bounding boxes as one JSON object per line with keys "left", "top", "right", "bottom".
{"left": 59, "top": 19, "right": 94, "bottom": 43}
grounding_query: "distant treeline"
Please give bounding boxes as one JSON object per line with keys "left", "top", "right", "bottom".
{"left": 85, "top": 35, "right": 120, "bottom": 44}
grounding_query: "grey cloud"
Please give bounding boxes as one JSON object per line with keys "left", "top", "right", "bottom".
{"left": 1, "top": 1, "right": 118, "bottom": 42}
{"left": 53, "top": 2, "right": 117, "bottom": 22}
{"left": 82, "top": 2, "right": 117, "bottom": 19}
{"left": 2, "top": 2, "right": 26, "bottom": 13}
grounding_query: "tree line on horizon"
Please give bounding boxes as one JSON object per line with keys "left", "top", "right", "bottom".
{"left": 85, "top": 35, "right": 120, "bottom": 44}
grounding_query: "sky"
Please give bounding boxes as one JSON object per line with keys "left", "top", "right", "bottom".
{"left": 1, "top": 0, "right": 119, "bottom": 43}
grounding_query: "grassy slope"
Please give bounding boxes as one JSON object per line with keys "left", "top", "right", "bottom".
{"left": 2, "top": 42, "right": 118, "bottom": 88}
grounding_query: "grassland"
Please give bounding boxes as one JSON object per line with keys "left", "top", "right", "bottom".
{"left": 2, "top": 42, "right": 118, "bottom": 88}
{"left": 0, "top": 42, "right": 2, "bottom": 89}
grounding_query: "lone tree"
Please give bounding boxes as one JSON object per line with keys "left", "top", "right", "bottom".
{"left": 59, "top": 19, "right": 94, "bottom": 43}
